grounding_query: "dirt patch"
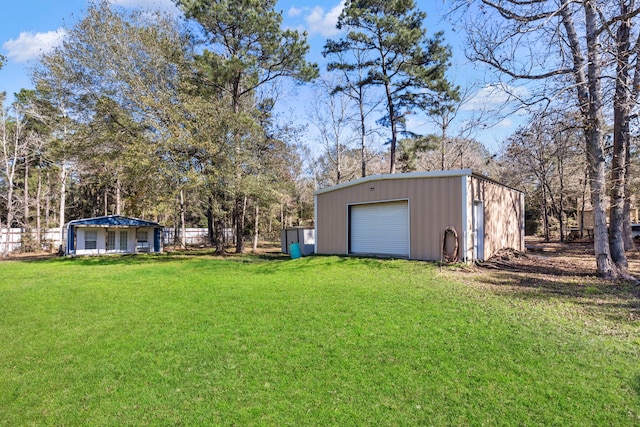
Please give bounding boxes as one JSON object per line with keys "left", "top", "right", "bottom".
{"left": 479, "top": 238, "right": 640, "bottom": 278}
{"left": 1, "top": 252, "right": 60, "bottom": 261}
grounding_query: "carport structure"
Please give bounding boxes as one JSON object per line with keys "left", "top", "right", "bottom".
{"left": 65, "top": 215, "right": 163, "bottom": 256}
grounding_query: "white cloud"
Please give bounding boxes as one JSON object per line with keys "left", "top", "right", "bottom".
{"left": 495, "top": 118, "right": 513, "bottom": 128}
{"left": 305, "top": 1, "right": 344, "bottom": 37}
{"left": 463, "top": 83, "right": 530, "bottom": 111}
{"left": 3, "top": 29, "right": 66, "bottom": 63}
{"left": 288, "top": 7, "right": 303, "bottom": 17}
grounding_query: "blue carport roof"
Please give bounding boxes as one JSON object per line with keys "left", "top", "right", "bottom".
{"left": 67, "top": 215, "right": 162, "bottom": 228}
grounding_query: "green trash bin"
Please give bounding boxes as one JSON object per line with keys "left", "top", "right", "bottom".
{"left": 288, "top": 242, "right": 301, "bottom": 259}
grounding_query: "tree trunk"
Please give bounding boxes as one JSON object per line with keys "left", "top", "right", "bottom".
{"left": 36, "top": 168, "right": 42, "bottom": 251}
{"left": 234, "top": 195, "right": 245, "bottom": 253}
{"left": 336, "top": 140, "right": 341, "bottom": 184}
{"left": 45, "top": 172, "right": 51, "bottom": 228}
{"left": 180, "top": 188, "right": 186, "bottom": 248}
{"left": 280, "top": 204, "right": 284, "bottom": 229}
{"left": 580, "top": 169, "right": 588, "bottom": 238}
{"left": 3, "top": 168, "right": 14, "bottom": 257}
{"left": 558, "top": 207, "right": 565, "bottom": 243}
{"left": 207, "top": 195, "right": 214, "bottom": 247}
{"left": 590, "top": 166, "right": 617, "bottom": 278}
{"left": 252, "top": 203, "right": 259, "bottom": 253}
{"left": 58, "top": 164, "right": 67, "bottom": 254}
{"left": 557, "top": 196, "right": 565, "bottom": 242}
{"left": 1, "top": 108, "right": 17, "bottom": 257}
{"left": 24, "top": 161, "right": 29, "bottom": 228}
{"left": 557, "top": 152, "right": 565, "bottom": 242}
{"left": 359, "top": 100, "right": 367, "bottom": 177}
{"left": 214, "top": 216, "right": 225, "bottom": 254}
{"left": 609, "top": 1, "right": 631, "bottom": 268}
{"left": 586, "top": 103, "right": 618, "bottom": 274}
{"left": 541, "top": 185, "right": 549, "bottom": 242}
{"left": 385, "top": 79, "right": 397, "bottom": 174}
{"left": 115, "top": 177, "right": 122, "bottom": 215}
{"left": 627, "top": 0, "right": 640, "bottom": 252}
{"left": 0, "top": 216, "right": 4, "bottom": 258}
{"left": 562, "top": 1, "right": 618, "bottom": 278}
{"left": 623, "top": 139, "right": 636, "bottom": 251}
{"left": 440, "top": 123, "right": 448, "bottom": 171}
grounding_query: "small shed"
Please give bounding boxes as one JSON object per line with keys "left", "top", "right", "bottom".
{"left": 280, "top": 227, "right": 315, "bottom": 256}
{"left": 66, "top": 215, "right": 163, "bottom": 256}
{"left": 314, "top": 169, "right": 524, "bottom": 262}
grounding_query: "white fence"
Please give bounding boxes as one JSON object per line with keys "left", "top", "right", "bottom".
{"left": 0, "top": 227, "right": 216, "bottom": 253}
{"left": 161, "top": 228, "right": 235, "bottom": 247}
{"left": 162, "top": 228, "right": 211, "bottom": 247}
{"left": 0, "top": 228, "right": 64, "bottom": 254}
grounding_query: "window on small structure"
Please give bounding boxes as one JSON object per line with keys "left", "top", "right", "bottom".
{"left": 107, "top": 231, "right": 116, "bottom": 251}
{"left": 85, "top": 230, "right": 97, "bottom": 250}
{"left": 136, "top": 231, "right": 149, "bottom": 251}
{"left": 119, "top": 231, "right": 128, "bottom": 251}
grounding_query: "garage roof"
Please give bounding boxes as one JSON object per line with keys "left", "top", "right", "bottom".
{"left": 313, "top": 169, "right": 523, "bottom": 196}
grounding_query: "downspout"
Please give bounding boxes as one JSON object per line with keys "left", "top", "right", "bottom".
{"left": 461, "top": 175, "right": 468, "bottom": 263}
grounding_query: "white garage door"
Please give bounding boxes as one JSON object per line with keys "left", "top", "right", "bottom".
{"left": 350, "top": 201, "right": 409, "bottom": 257}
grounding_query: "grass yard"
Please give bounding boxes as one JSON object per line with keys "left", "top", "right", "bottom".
{"left": 1, "top": 253, "right": 639, "bottom": 425}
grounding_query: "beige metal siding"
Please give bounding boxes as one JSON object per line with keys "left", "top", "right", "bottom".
{"left": 316, "top": 176, "right": 463, "bottom": 260}
{"left": 467, "top": 176, "right": 524, "bottom": 259}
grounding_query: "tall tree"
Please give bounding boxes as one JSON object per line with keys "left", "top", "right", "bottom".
{"left": 33, "top": 1, "right": 199, "bottom": 227}
{"left": 12, "top": 89, "right": 76, "bottom": 245}
{"left": 610, "top": 0, "right": 640, "bottom": 258}
{"left": 175, "top": 0, "right": 318, "bottom": 253}
{"left": 500, "top": 110, "right": 584, "bottom": 242}
{"left": 425, "top": 87, "right": 462, "bottom": 171}
{"left": 0, "top": 99, "right": 21, "bottom": 256}
{"left": 324, "top": 43, "right": 382, "bottom": 178}
{"left": 12, "top": 90, "right": 49, "bottom": 249}
{"left": 455, "top": 0, "right": 638, "bottom": 279}
{"left": 307, "top": 75, "right": 355, "bottom": 185}
{"left": 324, "top": 0, "right": 456, "bottom": 174}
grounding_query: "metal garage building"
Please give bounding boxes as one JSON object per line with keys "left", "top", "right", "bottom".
{"left": 313, "top": 169, "right": 524, "bottom": 262}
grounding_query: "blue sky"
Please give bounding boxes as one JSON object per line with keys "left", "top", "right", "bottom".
{"left": 0, "top": 0, "right": 523, "bottom": 152}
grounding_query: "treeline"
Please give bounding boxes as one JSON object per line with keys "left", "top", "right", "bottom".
{"left": 1, "top": 0, "right": 461, "bottom": 256}
{"left": 2, "top": 0, "right": 640, "bottom": 281}
{"left": 1, "top": 1, "right": 319, "bottom": 256}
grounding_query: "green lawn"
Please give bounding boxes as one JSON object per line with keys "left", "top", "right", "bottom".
{"left": 1, "top": 254, "right": 639, "bottom": 426}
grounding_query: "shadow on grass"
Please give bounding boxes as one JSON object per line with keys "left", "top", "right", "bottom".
{"left": 11, "top": 249, "right": 291, "bottom": 267}
{"left": 465, "top": 240, "right": 640, "bottom": 326}
{"left": 58, "top": 253, "right": 182, "bottom": 266}
{"left": 9, "top": 251, "right": 437, "bottom": 284}
{"left": 479, "top": 254, "right": 597, "bottom": 277}
{"left": 633, "top": 373, "right": 640, "bottom": 398}
{"left": 474, "top": 264, "right": 640, "bottom": 324}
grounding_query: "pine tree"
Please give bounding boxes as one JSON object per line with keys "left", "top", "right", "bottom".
{"left": 324, "top": 0, "right": 457, "bottom": 173}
